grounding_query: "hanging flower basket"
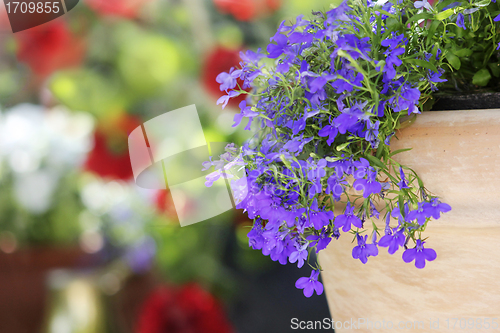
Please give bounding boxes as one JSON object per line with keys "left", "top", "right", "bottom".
{"left": 209, "top": 0, "right": 500, "bottom": 328}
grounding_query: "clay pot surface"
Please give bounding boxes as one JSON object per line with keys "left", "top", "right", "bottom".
{"left": 319, "top": 109, "right": 500, "bottom": 333}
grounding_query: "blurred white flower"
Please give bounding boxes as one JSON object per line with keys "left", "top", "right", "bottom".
{"left": 0, "top": 103, "right": 94, "bottom": 173}
{"left": 0, "top": 104, "right": 47, "bottom": 173}
{"left": 0, "top": 103, "right": 94, "bottom": 213}
{"left": 13, "top": 169, "right": 58, "bottom": 214}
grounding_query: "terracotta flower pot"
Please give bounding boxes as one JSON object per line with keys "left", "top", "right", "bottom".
{"left": 319, "top": 109, "right": 500, "bottom": 332}
{"left": 0, "top": 247, "right": 97, "bottom": 333}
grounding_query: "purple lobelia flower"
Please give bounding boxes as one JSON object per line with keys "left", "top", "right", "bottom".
{"left": 287, "top": 117, "right": 306, "bottom": 136}
{"left": 443, "top": 1, "right": 460, "bottom": 10}
{"left": 217, "top": 90, "right": 240, "bottom": 109}
{"left": 353, "top": 167, "right": 382, "bottom": 198}
{"left": 456, "top": 13, "right": 466, "bottom": 29}
{"left": 391, "top": 202, "right": 410, "bottom": 222}
{"left": 364, "top": 120, "right": 380, "bottom": 147}
{"left": 353, "top": 158, "right": 370, "bottom": 179}
{"left": 307, "top": 159, "right": 327, "bottom": 198}
{"left": 239, "top": 48, "right": 265, "bottom": 66}
{"left": 334, "top": 34, "right": 372, "bottom": 60}
{"left": 423, "top": 198, "right": 452, "bottom": 219}
{"left": 406, "top": 202, "right": 431, "bottom": 225}
{"left": 325, "top": 0, "right": 351, "bottom": 25}
{"left": 295, "top": 270, "right": 324, "bottom": 297}
{"left": 328, "top": 156, "right": 354, "bottom": 176}
{"left": 326, "top": 171, "right": 347, "bottom": 201}
{"left": 283, "top": 135, "right": 314, "bottom": 154}
{"left": 391, "top": 82, "right": 421, "bottom": 115}
{"left": 381, "top": 34, "right": 405, "bottom": 80}
{"left": 378, "top": 227, "right": 405, "bottom": 254}
{"left": 335, "top": 202, "right": 363, "bottom": 232}
{"left": 308, "top": 199, "right": 334, "bottom": 230}
{"left": 427, "top": 69, "right": 447, "bottom": 91}
{"left": 233, "top": 100, "right": 259, "bottom": 129}
{"left": 289, "top": 242, "right": 309, "bottom": 268}
{"left": 369, "top": 200, "right": 380, "bottom": 219}
{"left": 267, "top": 33, "right": 289, "bottom": 59}
{"left": 397, "top": 166, "right": 410, "bottom": 189}
{"left": 255, "top": 192, "right": 286, "bottom": 226}
{"left": 308, "top": 74, "right": 334, "bottom": 94}
{"left": 295, "top": 214, "right": 313, "bottom": 234}
{"left": 402, "top": 239, "right": 437, "bottom": 268}
{"left": 318, "top": 122, "right": 339, "bottom": 146}
{"left": 283, "top": 206, "right": 305, "bottom": 228}
{"left": 248, "top": 219, "right": 265, "bottom": 250}
{"left": 414, "top": 0, "right": 432, "bottom": 10}
{"left": 262, "top": 229, "right": 287, "bottom": 257}
{"left": 333, "top": 107, "right": 362, "bottom": 134}
{"left": 384, "top": 132, "right": 395, "bottom": 145}
{"left": 275, "top": 236, "right": 295, "bottom": 265}
{"left": 216, "top": 68, "right": 238, "bottom": 92}
{"left": 352, "top": 234, "right": 379, "bottom": 264}
{"left": 307, "top": 229, "right": 332, "bottom": 253}
{"left": 331, "top": 66, "right": 364, "bottom": 94}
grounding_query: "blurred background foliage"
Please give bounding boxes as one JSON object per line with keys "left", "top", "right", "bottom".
{"left": 0, "top": 0, "right": 336, "bottom": 332}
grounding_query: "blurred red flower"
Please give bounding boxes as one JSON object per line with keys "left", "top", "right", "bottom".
{"left": 86, "top": 0, "right": 151, "bottom": 18}
{"left": 154, "top": 190, "right": 178, "bottom": 220}
{"left": 15, "top": 20, "right": 86, "bottom": 77}
{"left": 213, "top": 0, "right": 281, "bottom": 21}
{"left": 136, "top": 283, "right": 234, "bottom": 333}
{"left": 0, "top": 1, "right": 10, "bottom": 31}
{"left": 202, "top": 46, "right": 247, "bottom": 109}
{"left": 84, "top": 114, "right": 141, "bottom": 181}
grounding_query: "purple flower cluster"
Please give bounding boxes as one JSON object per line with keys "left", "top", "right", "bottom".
{"left": 211, "top": 0, "right": 452, "bottom": 297}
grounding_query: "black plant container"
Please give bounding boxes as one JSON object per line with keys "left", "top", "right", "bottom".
{"left": 430, "top": 92, "right": 500, "bottom": 111}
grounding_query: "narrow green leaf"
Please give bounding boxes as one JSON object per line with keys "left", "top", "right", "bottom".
{"left": 426, "top": 21, "right": 441, "bottom": 47}
{"left": 407, "top": 167, "right": 424, "bottom": 188}
{"left": 375, "top": 145, "right": 385, "bottom": 159}
{"left": 387, "top": 190, "right": 405, "bottom": 196}
{"left": 365, "top": 154, "right": 386, "bottom": 171}
{"left": 407, "top": 12, "right": 433, "bottom": 25}
{"left": 398, "top": 195, "right": 405, "bottom": 218}
{"left": 376, "top": 9, "right": 397, "bottom": 19}
{"left": 389, "top": 148, "right": 412, "bottom": 157}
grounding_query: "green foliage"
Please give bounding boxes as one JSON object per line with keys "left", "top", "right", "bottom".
{"left": 429, "top": 0, "right": 500, "bottom": 91}
{"left": 0, "top": 171, "right": 85, "bottom": 246}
